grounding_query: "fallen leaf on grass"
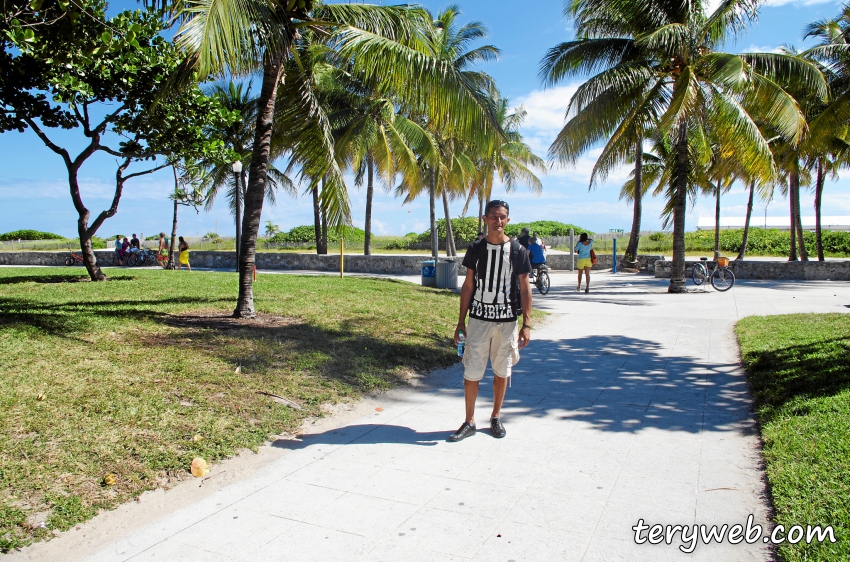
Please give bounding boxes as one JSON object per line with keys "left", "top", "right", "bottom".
{"left": 192, "top": 434, "right": 203, "bottom": 442}
{"left": 234, "top": 365, "right": 241, "bottom": 374}
{"left": 256, "top": 391, "right": 303, "bottom": 410}
{"left": 36, "top": 393, "right": 45, "bottom": 401}
{"left": 190, "top": 458, "right": 210, "bottom": 478}
{"left": 102, "top": 473, "right": 116, "bottom": 486}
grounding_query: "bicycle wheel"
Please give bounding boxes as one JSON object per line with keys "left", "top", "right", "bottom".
{"left": 710, "top": 267, "right": 735, "bottom": 292}
{"left": 145, "top": 254, "right": 157, "bottom": 266}
{"left": 64, "top": 256, "right": 75, "bottom": 266}
{"left": 692, "top": 263, "right": 707, "bottom": 285}
{"left": 126, "top": 254, "right": 138, "bottom": 267}
{"left": 536, "top": 271, "right": 550, "bottom": 295}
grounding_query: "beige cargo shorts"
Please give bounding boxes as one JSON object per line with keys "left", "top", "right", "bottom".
{"left": 462, "top": 317, "right": 520, "bottom": 381}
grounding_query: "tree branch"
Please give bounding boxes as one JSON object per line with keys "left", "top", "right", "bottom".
{"left": 22, "top": 115, "right": 72, "bottom": 167}
{"left": 124, "top": 162, "right": 170, "bottom": 182}
{"left": 86, "top": 156, "right": 132, "bottom": 237}
{"left": 92, "top": 103, "right": 128, "bottom": 135}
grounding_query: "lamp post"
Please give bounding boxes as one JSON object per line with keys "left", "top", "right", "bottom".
{"left": 232, "top": 161, "right": 243, "bottom": 270}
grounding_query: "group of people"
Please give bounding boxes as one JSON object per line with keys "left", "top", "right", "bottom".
{"left": 449, "top": 201, "right": 595, "bottom": 443}
{"left": 112, "top": 232, "right": 191, "bottom": 270}
{"left": 477, "top": 225, "right": 594, "bottom": 292}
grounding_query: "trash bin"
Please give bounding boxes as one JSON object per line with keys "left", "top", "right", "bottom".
{"left": 436, "top": 258, "right": 458, "bottom": 289}
{"left": 421, "top": 260, "right": 436, "bottom": 287}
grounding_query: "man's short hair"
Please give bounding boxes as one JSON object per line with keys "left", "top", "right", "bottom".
{"left": 521, "top": 227, "right": 530, "bottom": 233}
{"left": 485, "top": 199, "right": 509, "bottom": 215}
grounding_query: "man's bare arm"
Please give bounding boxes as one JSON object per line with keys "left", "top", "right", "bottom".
{"left": 455, "top": 269, "right": 476, "bottom": 344}
{"left": 518, "top": 273, "right": 532, "bottom": 348}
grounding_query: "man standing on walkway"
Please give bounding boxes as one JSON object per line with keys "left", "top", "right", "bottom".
{"left": 451, "top": 200, "right": 533, "bottom": 442}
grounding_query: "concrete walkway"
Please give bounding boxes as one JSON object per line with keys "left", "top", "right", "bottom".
{"left": 12, "top": 272, "right": 850, "bottom": 562}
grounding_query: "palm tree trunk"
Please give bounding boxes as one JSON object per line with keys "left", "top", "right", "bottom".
{"left": 624, "top": 140, "right": 642, "bottom": 264}
{"left": 792, "top": 160, "right": 809, "bottom": 261}
{"left": 442, "top": 190, "right": 456, "bottom": 257}
{"left": 669, "top": 122, "right": 688, "bottom": 293}
{"left": 312, "top": 182, "right": 322, "bottom": 255}
{"left": 168, "top": 199, "right": 178, "bottom": 270}
{"left": 321, "top": 200, "right": 328, "bottom": 255}
{"left": 788, "top": 172, "right": 798, "bottom": 261}
{"left": 713, "top": 181, "right": 721, "bottom": 260}
{"left": 477, "top": 193, "right": 484, "bottom": 235}
{"left": 815, "top": 160, "right": 825, "bottom": 261}
{"left": 429, "top": 168, "right": 438, "bottom": 261}
{"left": 737, "top": 181, "right": 755, "bottom": 260}
{"left": 364, "top": 155, "right": 374, "bottom": 256}
{"left": 234, "top": 51, "right": 285, "bottom": 318}
{"left": 235, "top": 169, "right": 242, "bottom": 266}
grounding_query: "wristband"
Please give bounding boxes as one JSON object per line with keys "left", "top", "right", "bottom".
{"left": 521, "top": 324, "right": 531, "bottom": 329}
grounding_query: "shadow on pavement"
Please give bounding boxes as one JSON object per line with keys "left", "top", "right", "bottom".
{"left": 270, "top": 334, "right": 755, "bottom": 448}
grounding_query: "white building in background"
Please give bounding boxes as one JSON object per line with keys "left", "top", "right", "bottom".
{"left": 697, "top": 216, "right": 850, "bottom": 231}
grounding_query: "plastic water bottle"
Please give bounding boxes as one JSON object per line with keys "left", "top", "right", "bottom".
{"left": 457, "top": 331, "right": 465, "bottom": 357}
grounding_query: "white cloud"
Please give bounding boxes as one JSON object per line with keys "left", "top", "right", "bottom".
{"left": 514, "top": 84, "right": 578, "bottom": 138}
{"left": 743, "top": 44, "right": 785, "bottom": 54}
{"left": 763, "top": 0, "right": 836, "bottom": 6}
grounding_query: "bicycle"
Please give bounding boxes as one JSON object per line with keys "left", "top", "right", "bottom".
{"left": 529, "top": 263, "right": 550, "bottom": 295}
{"left": 64, "top": 252, "right": 84, "bottom": 266}
{"left": 692, "top": 256, "right": 735, "bottom": 292}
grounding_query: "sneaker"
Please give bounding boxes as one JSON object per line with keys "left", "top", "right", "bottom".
{"left": 585, "top": 287, "right": 589, "bottom": 293}
{"left": 490, "top": 417, "right": 506, "bottom": 438}
{"left": 448, "top": 421, "right": 476, "bottom": 442}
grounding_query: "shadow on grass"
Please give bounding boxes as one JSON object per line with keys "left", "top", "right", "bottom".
{"left": 742, "top": 336, "right": 850, "bottom": 422}
{"left": 0, "top": 273, "right": 138, "bottom": 285}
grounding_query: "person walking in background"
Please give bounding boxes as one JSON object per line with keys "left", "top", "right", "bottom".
{"left": 575, "top": 232, "right": 593, "bottom": 293}
{"left": 158, "top": 232, "right": 169, "bottom": 256}
{"left": 451, "top": 199, "right": 533, "bottom": 442}
{"left": 177, "top": 236, "right": 191, "bottom": 271}
{"left": 527, "top": 235, "right": 547, "bottom": 276}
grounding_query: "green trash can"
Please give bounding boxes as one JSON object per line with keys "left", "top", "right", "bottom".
{"left": 436, "top": 258, "right": 458, "bottom": 289}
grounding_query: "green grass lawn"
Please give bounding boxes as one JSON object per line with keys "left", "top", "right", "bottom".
{"left": 736, "top": 313, "right": 850, "bottom": 561}
{"left": 0, "top": 267, "right": 470, "bottom": 551}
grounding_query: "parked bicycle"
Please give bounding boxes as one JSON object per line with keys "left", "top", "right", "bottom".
{"left": 125, "top": 248, "right": 159, "bottom": 267}
{"left": 64, "top": 252, "right": 84, "bottom": 266}
{"left": 529, "top": 263, "right": 551, "bottom": 295}
{"left": 692, "top": 256, "right": 735, "bottom": 291}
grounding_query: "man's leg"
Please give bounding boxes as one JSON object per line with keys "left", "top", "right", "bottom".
{"left": 464, "top": 379, "right": 479, "bottom": 424}
{"left": 491, "top": 375, "right": 507, "bottom": 420}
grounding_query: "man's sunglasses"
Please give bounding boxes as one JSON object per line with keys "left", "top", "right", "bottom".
{"left": 485, "top": 200, "right": 509, "bottom": 212}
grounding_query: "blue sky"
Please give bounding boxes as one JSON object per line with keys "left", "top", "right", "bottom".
{"left": 2, "top": 0, "right": 849, "bottom": 239}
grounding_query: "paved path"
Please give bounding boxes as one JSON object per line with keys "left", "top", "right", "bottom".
{"left": 12, "top": 273, "right": 850, "bottom": 562}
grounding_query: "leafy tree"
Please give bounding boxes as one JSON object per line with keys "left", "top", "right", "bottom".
{"left": 172, "top": 0, "right": 498, "bottom": 316}
{"left": 0, "top": 1, "right": 236, "bottom": 280}
{"left": 540, "top": 0, "right": 825, "bottom": 292}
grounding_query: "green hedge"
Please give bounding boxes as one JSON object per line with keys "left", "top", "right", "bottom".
{"left": 637, "top": 229, "right": 850, "bottom": 256}
{"left": 268, "top": 225, "right": 366, "bottom": 244}
{"left": 505, "top": 221, "right": 594, "bottom": 238}
{"left": 0, "top": 230, "right": 65, "bottom": 241}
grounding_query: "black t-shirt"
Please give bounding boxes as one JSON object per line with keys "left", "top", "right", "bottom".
{"left": 130, "top": 237, "right": 140, "bottom": 249}
{"left": 518, "top": 234, "right": 530, "bottom": 248}
{"left": 462, "top": 238, "right": 531, "bottom": 322}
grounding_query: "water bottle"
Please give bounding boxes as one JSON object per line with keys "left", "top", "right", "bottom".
{"left": 457, "top": 331, "right": 465, "bottom": 357}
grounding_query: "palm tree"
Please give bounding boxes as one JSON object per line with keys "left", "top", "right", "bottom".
{"left": 335, "top": 89, "right": 436, "bottom": 255}
{"left": 803, "top": 12, "right": 850, "bottom": 260}
{"left": 199, "top": 81, "right": 295, "bottom": 251}
{"left": 465, "top": 95, "right": 545, "bottom": 236}
{"left": 540, "top": 0, "right": 825, "bottom": 292}
{"left": 392, "top": 5, "right": 502, "bottom": 261}
{"left": 172, "top": 1, "right": 499, "bottom": 317}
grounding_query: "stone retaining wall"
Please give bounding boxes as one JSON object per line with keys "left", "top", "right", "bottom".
{"left": 654, "top": 259, "right": 850, "bottom": 280}
{"left": 0, "top": 251, "right": 666, "bottom": 274}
